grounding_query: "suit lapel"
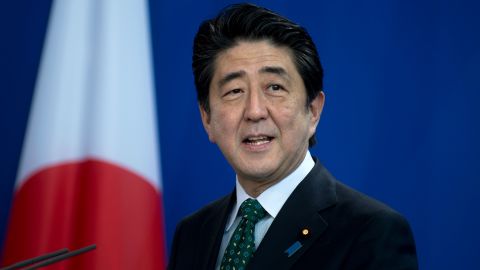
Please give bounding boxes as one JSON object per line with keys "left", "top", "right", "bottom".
{"left": 196, "top": 192, "right": 236, "bottom": 270}
{"left": 248, "top": 161, "right": 337, "bottom": 270}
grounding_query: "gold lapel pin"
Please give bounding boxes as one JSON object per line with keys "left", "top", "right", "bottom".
{"left": 299, "top": 227, "right": 310, "bottom": 239}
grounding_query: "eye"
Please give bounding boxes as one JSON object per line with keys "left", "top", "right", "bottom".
{"left": 222, "top": 88, "right": 243, "bottom": 98}
{"left": 267, "top": 84, "right": 284, "bottom": 91}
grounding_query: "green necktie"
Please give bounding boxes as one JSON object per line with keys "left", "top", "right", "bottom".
{"left": 220, "top": 198, "right": 267, "bottom": 270}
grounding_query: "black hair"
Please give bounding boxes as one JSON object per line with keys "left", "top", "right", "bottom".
{"left": 193, "top": 3, "right": 323, "bottom": 146}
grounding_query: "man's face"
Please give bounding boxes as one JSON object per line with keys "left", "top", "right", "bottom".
{"left": 201, "top": 40, "right": 324, "bottom": 193}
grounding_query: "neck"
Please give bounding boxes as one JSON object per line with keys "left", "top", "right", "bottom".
{"left": 239, "top": 177, "right": 281, "bottom": 198}
{"left": 237, "top": 150, "right": 308, "bottom": 197}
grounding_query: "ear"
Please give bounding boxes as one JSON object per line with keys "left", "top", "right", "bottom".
{"left": 308, "top": 91, "right": 325, "bottom": 136}
{"left": 199, "top": 105, "right": 216, "bottom": 143}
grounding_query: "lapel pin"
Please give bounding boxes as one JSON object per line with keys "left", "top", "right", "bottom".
{"left": 284, "top": 227, "right": 311, "bottom": 258}
{"left": 300, "top": 227, "right": 310, "bottom": 239}
{"left": 284, "top": 241, "right": 302, "bottom": 257}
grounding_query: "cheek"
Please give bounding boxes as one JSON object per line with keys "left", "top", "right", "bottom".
{"left": 210, "top": 108, "right": 239, "bottom": 137}
{"left": 275, "top": 105, "right": 311, "bottom": 138}
{"left": 275, "top": 98, "right": 303, "bottom": 122}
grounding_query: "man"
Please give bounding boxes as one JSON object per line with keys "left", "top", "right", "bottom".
{"left": 168, "top": 3, "right": 418, "bottom": 270}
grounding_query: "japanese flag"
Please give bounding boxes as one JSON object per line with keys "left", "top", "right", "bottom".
{"left": 2, "top": 0, "right": 167, "bottom": 269}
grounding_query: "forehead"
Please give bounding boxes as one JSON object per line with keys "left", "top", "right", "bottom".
{"left": 212, "top": 40, "right": 299, "bottom": 79}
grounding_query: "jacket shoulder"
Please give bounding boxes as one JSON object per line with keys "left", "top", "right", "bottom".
{"left": 178, "top": 193, "right": 232, "bottom": 227}
{"left": 320, "top": 180, "right": 418, "bottom": 269}
{"left": 334, "top": 180, "right": 403, "bottom": 217}
{"left": 168, "top": 193, "right": 233, "bottom": 270}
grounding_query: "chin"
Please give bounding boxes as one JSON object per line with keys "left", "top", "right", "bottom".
{"left": 237, "top": 164, "right": 277, "bottom": 182}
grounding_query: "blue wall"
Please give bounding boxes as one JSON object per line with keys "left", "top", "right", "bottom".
{"left": 1, "top": 0, "right": 479, "bottom": 269}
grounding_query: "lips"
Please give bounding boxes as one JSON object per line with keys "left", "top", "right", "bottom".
{"left": 242, "top": 135, "right": 274, "bottom": 146}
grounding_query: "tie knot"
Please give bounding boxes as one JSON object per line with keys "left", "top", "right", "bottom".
{"left": 239, "top": 198, "right": 266, "bottom": 223}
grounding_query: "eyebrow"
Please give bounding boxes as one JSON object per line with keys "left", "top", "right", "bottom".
{"left": 218, "top": 71, "right": 246, "bottom": 88}
{"left": 259, "top": 66, "right": 290, "bottom": 80}
{"left": 216, "top": 66, "right": 290, "bottom": 88}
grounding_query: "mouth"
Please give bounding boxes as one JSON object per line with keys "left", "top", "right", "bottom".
{"left": 242, "top": 135, "right": 274, "bottom": 146}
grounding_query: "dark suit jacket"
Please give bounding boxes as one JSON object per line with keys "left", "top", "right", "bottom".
{"left": 168, "top": 160, "right": 418, "bottom": 270}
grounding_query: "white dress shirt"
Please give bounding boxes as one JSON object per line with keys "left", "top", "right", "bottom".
{"left": 215, "top": 151, "right": 315, "bottom": 269}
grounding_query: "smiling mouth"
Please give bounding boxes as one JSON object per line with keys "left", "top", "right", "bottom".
{"left": 243, "top": 136, "right": 274, "bottom": 146}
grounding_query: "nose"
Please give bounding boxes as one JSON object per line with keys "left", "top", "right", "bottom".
{"left": 244, "top": 88, "right": 268, "bottom": 122}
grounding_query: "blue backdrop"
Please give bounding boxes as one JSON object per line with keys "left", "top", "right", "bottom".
{"left": 1, "top": 0, "right": 479, "bottom": 269}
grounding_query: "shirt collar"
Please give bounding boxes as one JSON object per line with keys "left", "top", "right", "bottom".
{"left": 225, "top": 151, "right": 315, "bottom": 231}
